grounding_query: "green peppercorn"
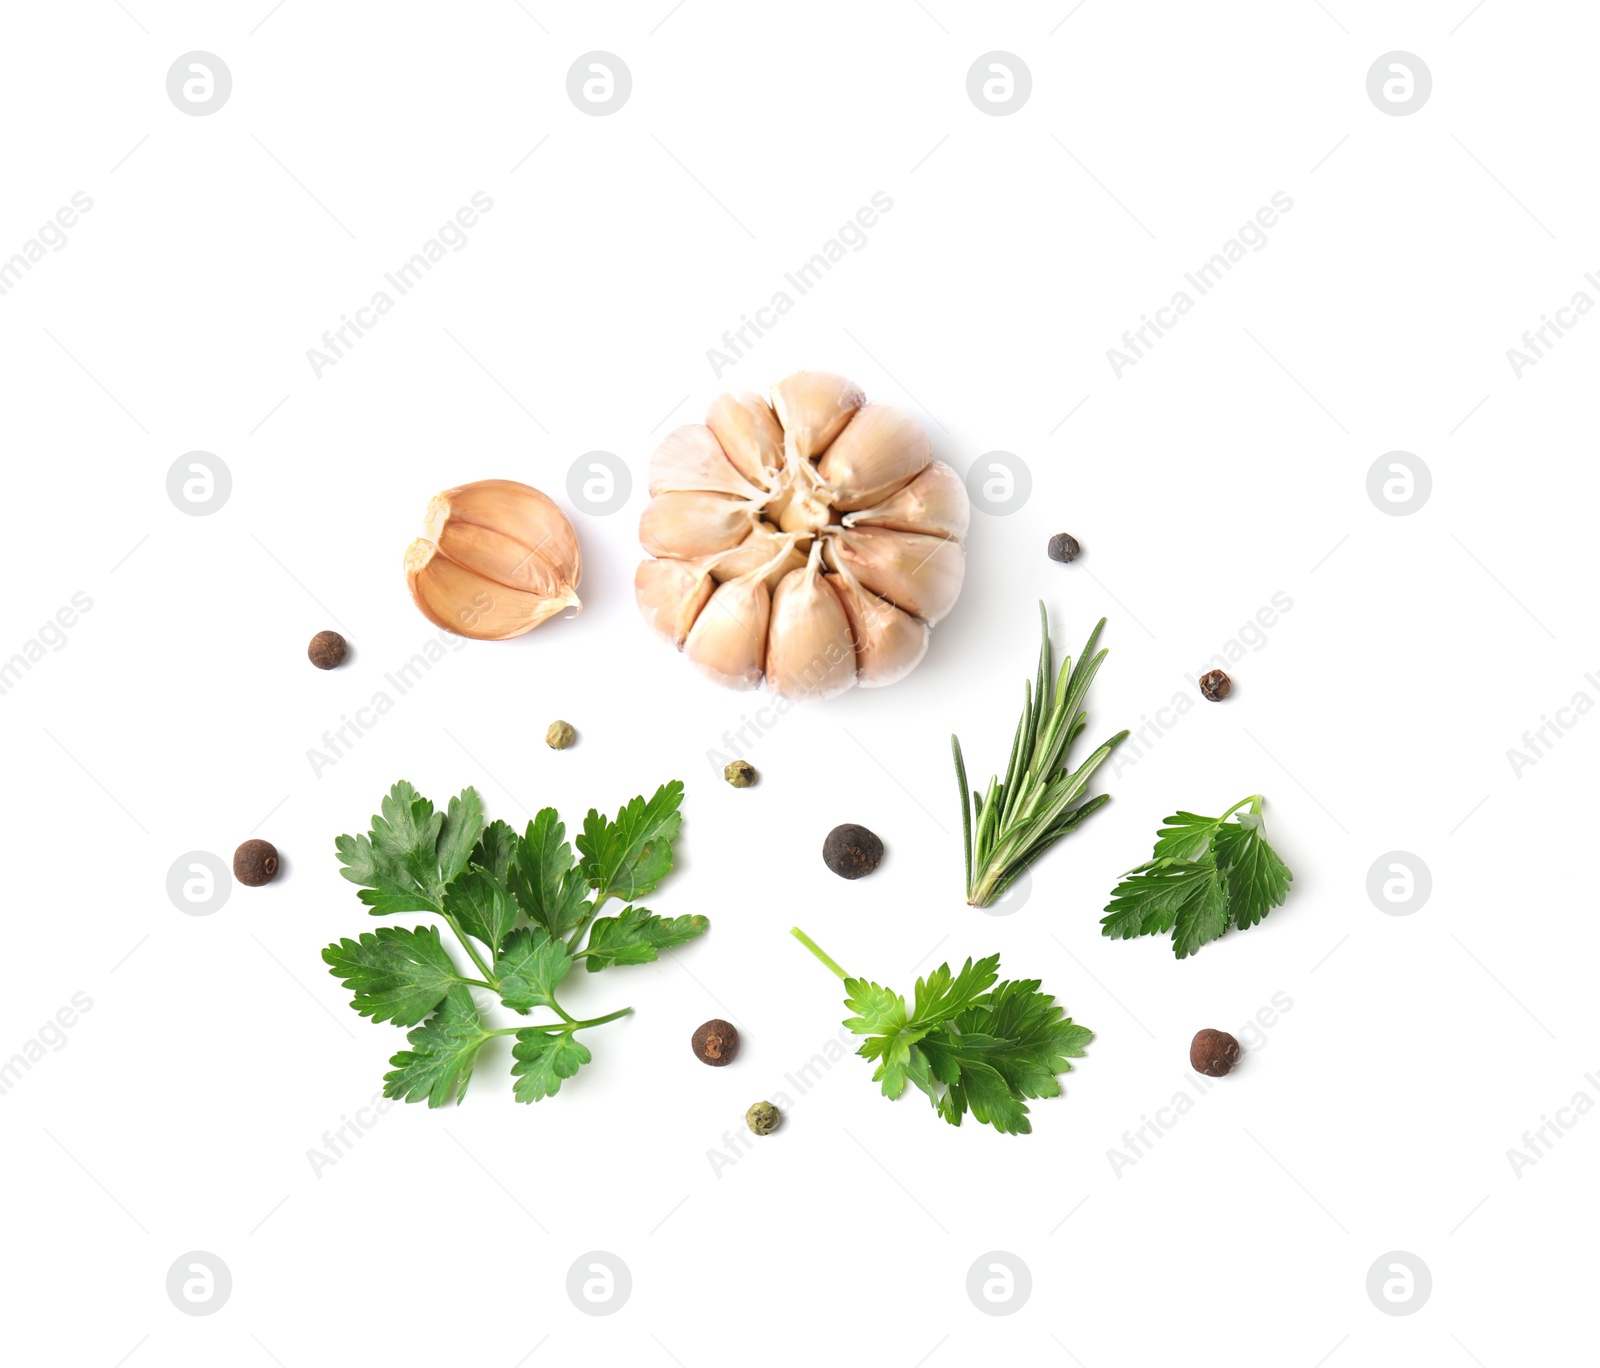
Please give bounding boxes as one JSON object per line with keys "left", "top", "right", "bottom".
{"left": 745, "top": 1100, "right": 780, "bottom": 1135}
{"left": 724, "top": 759, "right": 756, "bottom": 788}
{"left": 545, "top": 720, "right": 576, "bottom": 749}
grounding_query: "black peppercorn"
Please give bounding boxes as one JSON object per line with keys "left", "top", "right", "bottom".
{"left": 1190, "top": 1028, "right": 1240, "bottom": 1077}
{"left": 233, "top": 839, "right": 280, "bottom": 887}
{"left": 823, "top": 823, "right": 883, "bottom": 879}
{"left": 692, "top": 1019, "right": 740, "bottom": 1066}
{"left": 1198, "top": 669, "right": 1232, "bottom": 701}
{"left": 1047, "top": 533, "right": 1081, "bottom": 563}
{"left": 307, "top": 630, "right": 348, "bottom": 670}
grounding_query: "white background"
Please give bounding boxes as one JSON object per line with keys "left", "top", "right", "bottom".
{"left": 1, "top": 1, "right": 1594, "bottom": 1363}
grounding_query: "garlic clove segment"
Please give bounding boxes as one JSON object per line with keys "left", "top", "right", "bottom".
{"left": 424, "top": 478, "right": 582, "bottom": 590}
{"left": 705, "top": 391, "right": 785, "bottom": 486}
{"left": 765, "top": 545, "right": 857, "bottom": 701}
{"left": 770, "top": 371, "right": 865, "bottom": 461}
{"left": 406, "top": 478, "right": 582, "bottom": 640}
{"left": 709, "top": 523, "right": 807, "bottom": 590}
{"left": 844, "top": 460, "right": 970, "bottom": 539}
{"left": 639, "top": 491, "right": 759, "bottom": 560}
{"left": 826, "top": 525, "right": 966, "bottom": 625}
{"left": 430, "top": 518, "right": 574, "bottom": 600}
{"left": 407, "top": 539, "right": 575, "bottom": 640}
{"left": 682, "top": 575, "right": 772, "bottom": 689}
{"left": 815, "top": 404, "right": 932, "bottom": 511}
{"left": 648, "top": 424, "right": 768, "bottom": 499}
{"left": 635, "top": 556, "right": 715, "bottom": 648}
{"left": 828, "top": 566, "right": 929, "bottom": 688}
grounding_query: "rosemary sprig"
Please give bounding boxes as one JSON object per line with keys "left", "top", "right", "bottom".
{"left": 952, "top": 604, "right": 1128, "bottom": 908}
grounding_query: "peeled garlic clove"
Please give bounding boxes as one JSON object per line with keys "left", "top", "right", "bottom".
{"left": 406, "top": 539, "right": 575, "bottom": 640}
{"left": 845, "top": 460, "right": 970, "bottom": 539}
{"left": 765, "top": 549, "right": 857, "bottom": 701}
{"left": 770, "top": 371, "right": 865, "bottom": 461}
{"left": 407, "top": 479, "right": 582, "bottom": 640}
{"left": 648, "top": 424, "right": 768, "bottom": 499}
{"left": 816, "top": 404, "right": 932, "bottom": 511}
{"left": 683, "top": 575, "right": 771, "bottom": 689}
{"left": 706, "top": 391, "right": 785, "bottom": 486}
{"left": 826, "top": 525, "right": 965, "bottom": 625}
{"left": 639, "top": 491, "right": 758, "bottom": 560}
{"left": 828, "top": 570, "right": 930, "bottom": 688}
{"left": 710, "top": 523, "right": 807, "bottom": 590}
{"left": 635, "top": 556, "right": 715, "bottom": 648}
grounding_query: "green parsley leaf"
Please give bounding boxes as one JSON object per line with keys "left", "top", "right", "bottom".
{"left": 436, "top": 788, "right": 486, "bottom": 889}
{"left": 1171, "top": 868, "right": 1231, "bottom": 960}
{"left": 471, "top": 819, "right": 520, "bottom": 885}
{"left": 1150, "top": 811, "right": 1225, "bottom": 862}
{"left": 793, "top": 929, "right": 1092, "bottom": 1135}
{"left": 1213, "top": 814, "right": 1292, "bottom": 931}
{"left": 911, "top": 954, "right": 1001, "bottom": 1024}
{"left": 443, "top": 864, "right": 521, "bottom": 954}
{"left": 948, "top": 1059, "right": 1031, "bottom": 1135}
{"left": 382, "top": 986, "right": 489, "bottom": 1107}
{"left": 511, "top": 1030, "right": 592, "bottom": 1102}
{"left": 577, "top": 781, "right": 684, "bottom": 901}
{"left": 1101, "top": 860, "right": 1220, "bottom": 940}
{"left": 581, "top": 907, "right": 710, "bottom": 972}
{"left": 959, "top": 978, "right": 1093, "bottom": 1101}
{"left": 508, "top": 808, "right": 592, "bottom": 940}
{"left": 493, "top": 927, "right": 573, "bottom": 1012}
{"left": 1101, "top": 796, "right": 1293, "bottom": 957}
{"left": 335, "top": 782, "right": 485, "bottom": 915}
{"left": 322, "top": 924, "right": 463, "bottom": 1026}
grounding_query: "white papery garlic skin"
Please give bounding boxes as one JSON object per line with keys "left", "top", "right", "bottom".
{"left": 635, "top": 372, "right": 970, "bottom": 701}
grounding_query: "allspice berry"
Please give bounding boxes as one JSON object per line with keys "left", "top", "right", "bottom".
{"left": 1047, "top": 532, "right": 1082, "bottom": 563}
{"left": 233, "top": 839, "right": 280, "bottom": 887}
{"left": 723, "top": 759, "right": 756, "bottom": 788}
{"left": 823, "top": 823, "right": 883, "bottom": 879}
{"left": 307, "top": 630, "right": 348, "bottom": 670}
{"left": 745, "top": 1100, "right": 781, "bottom": 1135}
{"left": 545, "top": 719, "right": 576, "bottom": 749}
{"left": 1190, "top": 1028, "right": 1240, "bottom": 1077}
{"left": 692, "top": 1019, "right": 740, "bottom": 1066}
{"left": 1198, "top": 669, "right": 1232, "bottom": 701}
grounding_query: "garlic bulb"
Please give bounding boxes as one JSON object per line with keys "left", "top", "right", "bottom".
{"left": 635, "top": 371, "right": 969, "bottom": 699}
{"left": 406, "top": 479, "right": 581, "bottom": 640}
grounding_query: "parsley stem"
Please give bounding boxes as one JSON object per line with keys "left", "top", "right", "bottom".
{"left": 1221, "top": 794, "right": 1264, "bottom": 821}
{"left": 566, "top": 892, "right": 613, "bottom": 954}
{"left": 790, "top": 927, "right": 850, "bottom": 981}
{"left": 442, "top": 913, "right": 498, "bottom": 983}
{"left": 485, "top": 1005, "right": 633, "bottom": 1036}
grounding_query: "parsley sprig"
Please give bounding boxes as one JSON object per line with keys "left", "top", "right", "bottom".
{"left": 791, "top": 928, "right": 1093, "bottom": 1135}
{"left": 952, "top": 604, "right": 1127, "bottom": 907}
{"left": 324, "top": 780, "right": 706, "bottom": 1106}
{"left": 1100, "top": 795, "right": 1293, "bottom": 958}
